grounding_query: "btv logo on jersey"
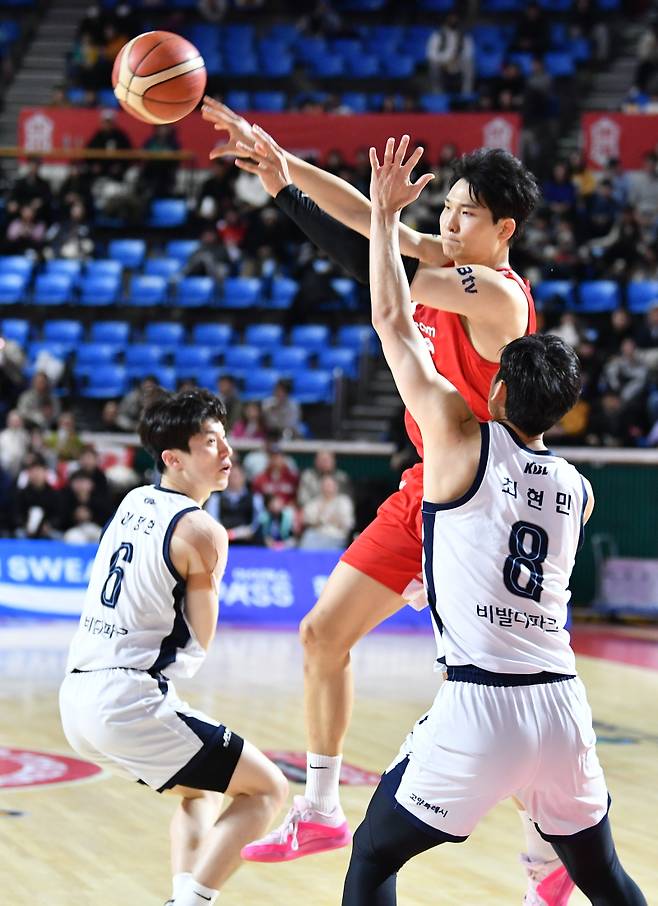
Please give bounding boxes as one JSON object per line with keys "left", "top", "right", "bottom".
{"left": 524, "top": 463, "right": 548, "bottom": 475}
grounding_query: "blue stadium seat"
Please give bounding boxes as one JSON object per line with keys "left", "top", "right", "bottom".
{"left": 318, "top": 347, "right": 359, "bottom": 379}
{"left": 224, "top": 91, "right": 250, "bottom": 111}
{"left": 331, "top": 277, "right": 358, "bottom": 309}
{"left": 1, "top": 318, "right": 29, "bottom": 345}
{"left": 80, "top": 364, "right": 127, "bottom": 399}
{"left": 578, "top": 281, "right": 620, "bottom": 313}
{"left": 145, "top": 322, "right": 186, "bottom": 348}
{"left": 381, "top": 56, "right": 415, "bottom": 78}
{"left": 43, "top": 320, "right": 83, "bottom": 344}
{"left": 192, "top": 322, "right": 234, "bottom": 349}
{"left": 149, "top": 199, "right": 188, "bottom": 229}
{"left": 125, "top": 344, "right": 167, "bottom": 371}
{"left": 152, "top": 367, "right": 177, "bottom": 390}
{"left": 420, "top": 93, "right": 451, "bottom": 113}
{"left": 292, "top": 370, "right": 334, "bottom": 404}
{"left": 109, "top": 238, "right": 146, "bottom": 270}
{"left": 166, "top": 239, "right": 200, "bottom": 263}
{"left": 86, "top": 259, "right": 123, "bottom": 278}
{"left": 471, "top": 24, "right": 508, "bottom": 52}
{"left": 544, "top": 51, "right": 575, "bottom": 77}
{"left": 251, "top": 91, "right": 286, "bottom": 112}
{"left": 476, "top": 50, "right": 504, "bottom": 78}
{"left": 337, "top": 324, "right": 378, "bottom": 353}
{"left": 175, "top": 276, "right": 215, "bottom": 307}
{"left": 481, "top": 0, "right": 524, "bottom": 9}
{"left": 0, "top": 255, "right": 33, "bottom": 279}
{"left": 267, "top": 23, "right": 297, "bottom": 43}
{"left": 224, "top": 53, "right": 258, "bottom": 77}
{"left": 336, "top": 0, "right": 387, "bottom": 9}
{"left": 91, "top": 321, "right": 130, "bottom": 346}
{"left": 75, "top": 343, "right": 121, "bottom": 372}
{"left": 416, "top": 0, "right": 455, "bottom": 8}
{"left": 538, "top": 0, "right": 573, "bottom": 9}
{"left": 244, "top": 323, "right": 284, "bottom": 350}
{"left": 45, "top": 259, "right": 82, "bottom": 281}
{"left": 627, "top": 281, "right": 658, "bottom": 314}
{"left": 0, "top": 272, "right": 26, "bottom": 304}
{"left": 309, "top": 54, "right": 344, "bottom": 78}
{"left": 532, "top": 280, "right": 575, "bottom": 309}
{"left": 224, "top": 346, "right": 264, "bottom": 371}
{"left": 341, "top": 92, "right": 368, "bottom": 113}
{"left": 294, "top": 36, "right": 327, "bottom": 62}
{"left": 290, "top": 325, "right": 331, "bottom": 352}
{"left": 194, "top": 367, "right": 222, "bottom": 391}
{"left": 346, "top": 55, "right": 380, "bottom": 78}
{"left": 79, "top": 274, "right": 121, "bottom": 306}
{"left": 269, "top": 276, "right": 299, "bottom": 310}
{"left": 509, "top": 52, "right": 533, "bottom": 76}
{"left": 33, "top": 273, "right": 74, "bottom": 306}
{"left": 144, "top": 257, "right": 180, "bottom": 279}
{"left": 173, "top": 346, "right": 215, "bottom": 371}
{"left": 29, "top": 340, "right": 72, "bottom": 360}
{"left": 271, "top": 347, "right": 311, "bottom": 372}
{"left": 221, "top": 277, "right": 261, "bottom": 309}
{"left": 243, "top": 368, "right": 280, "bottom": 400}
{"left": 127, "top": 275, "right": 167, "bottom": 307}
{"left": 259, "top": 55, "right": 294, "bottom": 78}
{"left": 97, "top": 88, "right": 119, "bottom": 108}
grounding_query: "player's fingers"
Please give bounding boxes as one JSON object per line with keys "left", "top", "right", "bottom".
{"left": 234, "top": 159, "right": 260, "bottom": 173}
{"left": 383, "top": 137, "right": 395, "bottom": 165}
{"left": 252, "top": 124, "right": 277, "bottom": 148}
{"left": 411, "top": 174, "right": 435, "bottom": 195}
{"left": 209, "top": 145, "right": 234, "bottom": 160}
{"left": 369, "top": 147, "right": 380, "bottom": 170}
{"left": 203, "top": 97, "right": 237, "bottom": 120}
{"left": 394, "top": 134, "right": 410, "bottom": 165}
{"left": 404, "top": 146, "right": 425, "bottom": 173}
{"left": 234, "top": 141, "right": 261, "bottom": 159}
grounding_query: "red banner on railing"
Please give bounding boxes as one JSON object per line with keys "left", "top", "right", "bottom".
{"left": 583, "top": 112, "right": 658, "bottom": 170}
{"left": 18, "top": 107, "right": 520, "bottom": 166}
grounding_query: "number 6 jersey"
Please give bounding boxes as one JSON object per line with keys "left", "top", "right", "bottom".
{"left": 66, "top": 485, "right": 206, "bottom": 679}
{"left": 422, "top": 422, "right": 586, "bottom": 675}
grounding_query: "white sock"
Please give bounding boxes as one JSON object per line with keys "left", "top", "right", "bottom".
{"left": 172, "top": 872, "right": 193, "bottom": 900}
{"left": 175, "top": 878, "right": 219, "bottom": 906}
{"left": 304, "top": 752, "right": 342, "bottom": 814}
{"left": 517, "top": 809, "right": 558, "bottom": 863}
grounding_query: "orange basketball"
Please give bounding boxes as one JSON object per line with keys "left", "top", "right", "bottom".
{"left": 112, "top": 31, "right": 206, "bottom": 125}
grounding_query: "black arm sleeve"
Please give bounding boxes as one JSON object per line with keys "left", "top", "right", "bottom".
{"left": 274, "top": 184, "right": 420, "bottom": 286}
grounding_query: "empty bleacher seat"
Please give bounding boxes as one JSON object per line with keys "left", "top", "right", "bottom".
{"left": 290, "top": 325, "right": 331, "bottom": 352}
{"left": 476, "top": 50, "right": 504, "bottom": 78}
{"left": 346, "top": 55, "right": 380, "bottom": 78}
{"left": 292, "top": 370, "right": 334, "bottom": 404}
{"left": 243, "top": 368, "right": 281, "bottom": 400}
{"left": 75, "top": 343, "right": 121, "bottom": 371}
{"left": 533, "top": 280, "right": 575, "bottom": 309}
{"left": 109, "top": 239, "right": 146, "bottom": 270}
{"left": 420, "top": 93, "right": 451, "bottom": 113}
{"left": 166, "top": 239, "right": 200, "bottom": 262}
{"left": 45, "top": 259, "right": 82, "bottom": 280}
{"left": 29, "top": 340, "right": 72, "bottom": 360}
{"left": 221, "top": 277, "right": 261, "bottom": 309}
{"left": 1, "top": 318, "right": 29, "bottom": 345}
{"left": 252, "top": 91, "right": 287, "bottom": 111}
{"left": 224, "top": 90, "right": 250, "bottom": 111}
{"left": 340, "top": 92, "right": 368, "bottom": 113}
{"left": 91, "top": 321, "right": 130, "bottom": 346}
{"left": 337, "top": 324, "right": 378, "bottom": 354}
{"left": 144, "top": 257, "right": 180, "bottom": 279}
{"left": 152, "top": 367, "right": 177, "bottom": 390}
{"left": 174, "top": 276, "right": 215, "bottom": 307}
{"left": 194, "top": 367, "right": 222, "bottom": 391}
{"left": 127, "top": 274, "right": 167, "bottom": 307}
{"left": 125, "top": 344, "right": 166, "bottom": 369}
{"left": 80, "top": 364, "right": 127, "bottom": 399}
{"left": 173, "top": 346, "right": 215, "bottom": 371}
{"left": 318, "top": 347, "right": 359, "bottom": 379}
{"left": 578, "top": 281, "right": 620, "bottom": 313}
{"left": 149, "top": 199, "right": 188, "bottom": 229}
{"left": 269, "top": 276, "right": 299, "bottom": 309}
{"left": 0, "top": 272, "right": 26, "bottom": 304}
{"left": 244, "top": 323, "right": 284, "bottom": 350}
{"left": 79, "top": 274, "right": 121, "bottom": 306}
{"left": 145, "top": 322, "right": 186, "bottom": 348}
{"left": 271, "top": 347, "right": 310, "bottom": 372}
{"left": 627, "top": 281, "right": 658, "bottom": 314}
{"left": 86, "top": 259, "right": 123, "bottom": 278}
{"left": 544, "top": 51, "right": 575, "bottom": 77}
{"left": 43, "top": 320, "right": 83, "bottom": 344}
{"left": 381, "top": 55, "right": 415, "bottom": 78}
{"left": 223, "top": 345, "right": 264, "bottom": 371}
{"left": 192, "top": 323, "right": 234, "bottom": 349}
{"left": 33, "top": 273, "right": 74, "bottom": 306}
{"left": 0, "top": 255, "right": 33, "bottom": 279}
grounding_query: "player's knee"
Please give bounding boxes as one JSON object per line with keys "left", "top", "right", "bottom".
{"left": 299, "top": 610, "right": 351, "bottom": 661}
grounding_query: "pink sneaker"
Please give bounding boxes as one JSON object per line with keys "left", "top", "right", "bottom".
{"left": 241, "top": 795, "right": 351, "bottom": 862}
{"left": 521, "top": 855, "right": 575, "bottom": 906}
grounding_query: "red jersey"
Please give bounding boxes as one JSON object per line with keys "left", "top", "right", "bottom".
{"left": 405, "top": 267, "right": 536, "bottom": 457}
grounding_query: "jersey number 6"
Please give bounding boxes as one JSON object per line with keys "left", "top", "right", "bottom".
{"left": 100, "top": 542, "right": 134, "bottom": 608}
{"left": 503, "top": 520, "right": 548, "bottom": 603}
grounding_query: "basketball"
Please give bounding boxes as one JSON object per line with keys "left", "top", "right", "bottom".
{"left": 112, "top": 31, "right": 206, "bottom": 125}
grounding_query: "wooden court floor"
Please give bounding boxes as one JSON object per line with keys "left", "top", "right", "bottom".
{"left": 0, "top": 622, "right": 656, "bottom": 905}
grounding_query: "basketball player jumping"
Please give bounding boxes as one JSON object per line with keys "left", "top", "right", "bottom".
{"left": 59, "top": 389, "right": 288, "bottom": 906}
{"left": 339, "top": 133, "right": 648, "bottom": 906}
{"left": 202, "top": 98, "right": 571, "bottom": 905}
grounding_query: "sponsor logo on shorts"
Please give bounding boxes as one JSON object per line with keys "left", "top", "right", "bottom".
{"left": 0, "top": 747, "right": 103, "bottom": 789}
{"left": 409, "top": 792, "right": 448, "bottom": 818}
{"left": 222, "top": 728, "right": 232, "bottom": 748}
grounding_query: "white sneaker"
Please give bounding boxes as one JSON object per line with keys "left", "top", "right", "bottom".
{"left": 521, "top": 854, "right": 575, "bottom": 906}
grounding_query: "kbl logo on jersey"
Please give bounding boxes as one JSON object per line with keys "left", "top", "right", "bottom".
{"left": 524, "top": 463, "right": 549, "bottom": 476}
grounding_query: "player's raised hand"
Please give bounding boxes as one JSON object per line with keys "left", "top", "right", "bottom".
{"left": 369, "top": 135, "right": 434, "bottom": 215}
{"left": 202, "top": 95, "right": 256, "bottom": 159}
{"left": 233, "top": 124, "right": 292, "bottom": 198}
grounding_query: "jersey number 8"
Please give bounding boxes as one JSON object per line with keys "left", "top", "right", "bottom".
{"left": 503, "top": 520, "right": 548, "bottom": 603}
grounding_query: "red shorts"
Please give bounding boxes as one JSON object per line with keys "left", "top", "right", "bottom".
{"left": 341, "top": 461, "right": 424, "bottom": 595}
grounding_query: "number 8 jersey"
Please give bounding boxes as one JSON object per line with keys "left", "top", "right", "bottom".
{"left": 66, "top": 485, "right": 206, "bottom": 679}
{"left": 422, "top": 422, "right": 586, "bottom": 675}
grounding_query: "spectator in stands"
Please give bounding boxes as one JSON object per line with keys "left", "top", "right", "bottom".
{"left": 252, "top": 443, "right": 299, "bottom": 505}
{"left": 258, "top": 493, "right": 299, "bottom": 549}
{"left": 0, "top": 461, "right": 14, "bottom": 536}
{"left": 231, "top": 400, "right": 266, "bottom": 441}
{"left": 16, "top": 372, "right": 61, "bottom": 431}
{"left": 262, "top": 378, "right": 302, "bottom": 438}
{"left": 86, "top": 108, "right": 132, "bottom": 179}
{"left": 298, "top": 1, "right": 345, "bottom": 39}
{"left": 551, "top": 312, "right": 583, "bottom": 349}
{"left": 634, "top": 17, "right": 658, "bottom": 93}
{"left": 542, "top": 217, "right": 581, "bottom": 279}
{"left": 491, "top": 61, "right": 525, "bottom": 113}
{"left": 45, "top": 411, "right": 85, "bottom": 463}
{"left": 74, "top": 444, "right": 110, "bottom": 500}
{"left": 426, "top": 13, "right": 475, "bottom": 95}
{"left": 50, "top": 84, "right": 70, "bottom": 108}
{"left": 542, "top": 162, "right": 577, "bottom": 218}
{"left": 586, "top": 391, "right": 636, "bottom": 447}
{"left": 579, "top": 179, "right": 622, "bottom": 242}
{"left": 0, "top": 339, "right": 26, "bottom": 417}
{"left": 586, "top": 205, "right": 648, "bottom": 278}
{"left": 569, "top": 151, "right": 597, "bottom": 199}
{"left": 43, "top": 201, "right": 95, "bottom": 261}
{"left": 58, "top": 161, "right": 95, "bottom": 217}
{"left": 628, "top": 152, "right": 658, "bottom": 219}
{"left": 7, "top": 159, "right": 52, "bottom": 222}
{"left": 196, "top": 158, "right": 236, "bottom": 223}
{"left": 603, "top": 338, "right": 650, "bottom": 408}
{"left": 5, "top": 204, "right": 46, "bottom": 255}
{"left": 0, "top": 410, "right": 29, "bottom": 478}
{"left": 13, "top": 453, "right": 61, "bottom": 539}
{"left": 207, "top": 462, "right": 263, "bottom": 544}
{"left": 181, "top": 228, "right": 230, "bottom": 282}
{"left": 602, "top": 157, "right": 631, "bottom": 207}
{"left": 521, "top": 58, "right": 557, "bottom": 170}
{"left": 100, "top": 400, "right": 123, "bottom": 433}
{"left": 199, "top": 0, "right": 228, "bottom": 23}
{"left": 117, "top": 375, "right": 160, "bottom": 432}
{"left": 242, "top": 206, "right": 291, "bottom": 275}
{"left": 216, "top": 374, "right": 242, "bottom": 431}
{"left": 70, "top": 32, "right": 104, "bottom": 91}
{"left": 635, "top": 302, "right": 658, "bottom": 348}
{"left": 599, "top": 308, "right": 636, "bottom": 356}
{"left": 297, "top": 449, "right": 350, "bottom": 508}
{"left": 299, "top": 475, "right": 355, "bottom": 550}
{"left": 59, "top": 469, "right": 112, "bottom": 543}
{"left": 572, "top": 0, "right": 609, "bottom": 65}
{"left": 141, "top": 124, "right": 182, "bottom": 199}
{"left": 216, "top": 207, "right": 247, "bottom": 265}
{"left": 512, "top": 1, "right": 549, "bottom": 57}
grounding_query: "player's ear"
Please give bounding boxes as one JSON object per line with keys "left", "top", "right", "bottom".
{"left": 161, "top": 449, "right": 181, "bottom": 471}
{"left": 490, "top": 378, "right": 507, "bottom": 411}
{"left": 499, "top": 217, "right": 516, "bottom": 243}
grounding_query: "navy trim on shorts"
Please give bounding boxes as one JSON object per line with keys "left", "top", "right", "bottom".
{"left": 158, "top": 714, "right": 244, "bottom": 794}
{"left": 446, "top": 664, "right": 576, "bottom": 686}
{"left": 381, "top": 757, "right": 468, "bottom": 844}
{"left": 535, "top": 794, "right": 612, "bottom": 843}
{"left": 421, "top": 422, "right": 490, "bottom": 513}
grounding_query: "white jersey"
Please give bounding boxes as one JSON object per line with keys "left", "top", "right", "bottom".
{"left": 423, "top": 422, "right": 586, "bottom": 675}
{"left": 66, "top": 485, "right": 206, "bottom": 679}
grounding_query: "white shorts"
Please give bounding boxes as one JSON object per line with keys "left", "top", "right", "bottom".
{"left": 385, "top": 674, "right": 609, "bottom": 839}
{"left": 59, "top": 668, "right": 243, "bottom": 793}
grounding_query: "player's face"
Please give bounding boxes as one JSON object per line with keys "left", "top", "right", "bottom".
{"left": 439, "top": 178, "right": 511, "bottom": 265}
{"left": 182, "top": 419, "right": 233, "bottom": 494}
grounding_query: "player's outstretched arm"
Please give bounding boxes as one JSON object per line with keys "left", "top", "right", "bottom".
{"left": 201, "top": 97, "right": 446, "bottom": 265}
{"left": 170, "top": 511, "right": 228, "bottom": 651}
{"left": 369, "top": 136, "right": 471, "bottom": 437}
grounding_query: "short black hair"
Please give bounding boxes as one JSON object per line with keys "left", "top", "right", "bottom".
{"left": 139, "top": 388, "right": 227, "bottom": 473}
{"left": 450, "top": 148, "right": 541, "bottom": 241}
{"left": 496, "top": 334, "right": 582, "bottom": 436}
